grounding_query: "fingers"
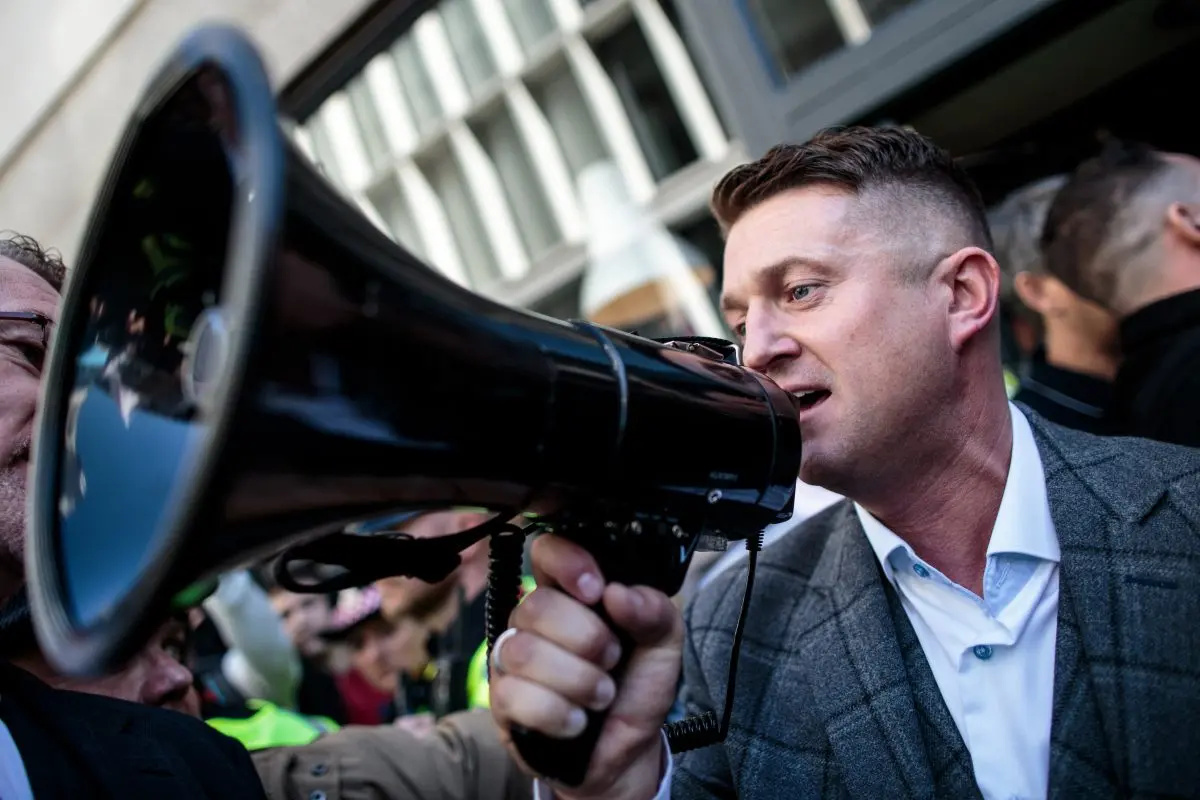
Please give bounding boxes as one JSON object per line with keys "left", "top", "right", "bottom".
{"left": 491, "top": 674, "right": 590, "bottom": 740}
{"left": 530, "top": 535, "right": 604, "bottom": 605}
{"left": 495, "top": 627, "right": 617, "bottom": 712}
{"left": 602, "top": 583, "right": 683, "bottom": 648}
{"left": 510, "top": 586, "right": 622, "bottom": 669}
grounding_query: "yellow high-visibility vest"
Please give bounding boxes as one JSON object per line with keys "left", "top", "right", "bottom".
{"left": 466, "top": 576, "right": 537, "bottom": 709}
{"left": 207, "top": 699, "right": 339, "bottom": 751}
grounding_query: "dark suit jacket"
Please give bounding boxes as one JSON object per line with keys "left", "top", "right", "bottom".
{"left": 0, "top": 661, "right": 266, "bottom": 799}
{"left": 677, "top": 410, "right": 1200, "bottom": 798}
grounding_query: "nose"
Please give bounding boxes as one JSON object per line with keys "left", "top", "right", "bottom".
{"left": 144, "top": 651, "right": 194, "bottom": 708}
{"left": 740, "top": 304, "right": 800, "bottom": 374}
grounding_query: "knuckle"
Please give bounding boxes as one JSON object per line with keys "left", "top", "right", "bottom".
{"left": 501, "top": 631, "right": 535, "bottom": 671}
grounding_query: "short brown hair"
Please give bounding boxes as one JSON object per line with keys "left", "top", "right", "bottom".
{"left": 710, "top": 125, "right": 992, "bottom": 251}
{"left": 1040, "top": 140, "right": 1170, "bottom": 308}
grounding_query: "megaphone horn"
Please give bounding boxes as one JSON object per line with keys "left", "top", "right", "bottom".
{"left": 26, "top": 24, "right": 801, "bottom": 786}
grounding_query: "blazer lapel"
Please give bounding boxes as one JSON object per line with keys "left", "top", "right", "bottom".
{"left": 880, "top": 581, "right": 981, "bottom": 799}
{"left": 795, "top": 503, "right": 941, "bottom": 800}
{"left": 1032, "top": 414, "right": 1200, "bottom": 797}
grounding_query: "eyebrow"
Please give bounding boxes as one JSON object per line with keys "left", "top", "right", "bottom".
{"left": 720, "top": 256, "right": 838, "bottom": 313}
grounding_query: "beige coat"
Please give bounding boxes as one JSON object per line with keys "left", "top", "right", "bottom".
{"left": 253, "top": 710, "right": 533, "bottom": 800}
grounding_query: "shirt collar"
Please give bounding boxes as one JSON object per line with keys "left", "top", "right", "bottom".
{"left": 855, "top": 402, "right": 1060, "bottom": 585}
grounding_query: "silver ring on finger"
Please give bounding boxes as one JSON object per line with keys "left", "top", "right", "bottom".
{"left": 490, "top": 627, "right": 519, "bottom": 677}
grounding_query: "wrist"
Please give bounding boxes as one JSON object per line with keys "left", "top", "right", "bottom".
{"left": 552, "top": 735, "right": 666, "bottom": 800}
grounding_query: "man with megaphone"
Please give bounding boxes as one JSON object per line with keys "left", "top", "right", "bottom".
{"left": 490, "top": 126, "right": 1200, "bottom": 799}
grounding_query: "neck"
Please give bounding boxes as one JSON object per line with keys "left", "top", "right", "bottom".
{"left": 858, "top": 381, "right": 1012, "bottom": 595}
{"left": 1042, "top": 323, "right": 1117, "bottom": 380}
{"left": 1121, "top": 257, "right": 1200, "bottom": 318}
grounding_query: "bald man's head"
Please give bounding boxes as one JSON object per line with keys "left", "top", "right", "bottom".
{"left": 1042, "top": 141, "right": 1200, "bottom": 316}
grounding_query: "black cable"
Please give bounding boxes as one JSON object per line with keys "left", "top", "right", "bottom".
{"left": 664, "top": 528, "right": 762, "bottom": 753}
{"left": 486, "top": 523, "right": 528, "bottom": 669}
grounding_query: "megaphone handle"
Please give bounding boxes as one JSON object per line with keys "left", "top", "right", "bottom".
{"left": 509, "top": 602, "right": 633, "bottom": 788}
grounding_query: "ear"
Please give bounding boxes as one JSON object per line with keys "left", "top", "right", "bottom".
{"left": 1166, "top": 202, "right": 1200, "bottom": 247}
{"left": 1012, "top": 271, "right": 1049, "bottom": 315}
{"left": 937, "top": 247, "right": 1000, "bottom": 353}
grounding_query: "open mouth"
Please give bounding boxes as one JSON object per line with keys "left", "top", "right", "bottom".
{"left": 791, "top": 390, "right": 830, "bottom": 412}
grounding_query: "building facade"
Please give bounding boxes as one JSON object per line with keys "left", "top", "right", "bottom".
{"left": 292, "top": 0, "right": 741, "bottom": 332}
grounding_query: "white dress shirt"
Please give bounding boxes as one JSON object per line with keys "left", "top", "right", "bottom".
{"left": 854, "top": 402, "right": 1060, "bottom": 800}
{"left": 0, "top": 718, "right": 34, "bottom": 800}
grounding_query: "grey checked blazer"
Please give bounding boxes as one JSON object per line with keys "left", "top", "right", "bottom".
{"left": 676, "top": 409, "right": 1200, "bottom": 799}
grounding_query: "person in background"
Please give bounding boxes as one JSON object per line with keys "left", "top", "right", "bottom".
{"left": 990, "top": 174, "right": 1118, "bottom": 432}
{"left": 0, "top": 232, "right": 265, "bottom": 799}
{"left": 321, "top": 585, "right": 429, "bottom": 726}
{"left": 1042, "top": 139, "right": 1200, "bottom": 446}
{"left": 263, "top": 572, "right": 350, "bottom": 724}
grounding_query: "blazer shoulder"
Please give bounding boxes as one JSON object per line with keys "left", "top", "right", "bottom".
{"left": 1028, "top": 406, "right": 1199, "bottom": 474}
{"left": 686, "top": 500, "right": 851, "bottom": 634}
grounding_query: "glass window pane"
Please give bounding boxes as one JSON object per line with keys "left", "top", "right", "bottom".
{"left": 594, "top": 18, "right": 699, "bottom": 181}
{"left": 472, "top": 108, "right": 561, "bottom": 258}
{"left": 422, "top": 150, "right": 499, "bottom": 286}
{"left": 367, "top": 177, "right": 425, "bottom": 259}
{"left": 440, "top": 0, "right": 498, "bottom": 97}
{"left": 345, "top": 77, "right": 391, "bottom": 172}
{"left": 391, "top": 35, "right": 443, "bottom": 136}
{"left": 531, "top": 68, "right": 610, "bottom": 178}
{"left": 858, "top": 0, "right": 923, "bottom": 28}
{"left": 304, "top": 118, "right": 344, "bottom": 186}
{"left": 743, "top": 0, "right": 846, "bottom": 80}
{"left": 502, "top": 0, "right": 558, "bottom": 53}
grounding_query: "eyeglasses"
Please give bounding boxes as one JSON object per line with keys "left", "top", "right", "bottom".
{"left": 0, "top": 311, "right": 53, "bottom": 347}
{"left": 0, "top": 311, "right": 54, "bottom": 370}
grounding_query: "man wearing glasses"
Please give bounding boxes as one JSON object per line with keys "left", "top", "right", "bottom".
{"left": 0, "top": 233, "right": 270, "bottom": 799}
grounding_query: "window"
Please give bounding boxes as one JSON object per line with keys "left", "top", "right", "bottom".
{"left": 421, "top": 148, "right": 499, "bottom": 286}
{"left": 502, "top": 0, "right": 557, "bottom": 53}
{"left": 531, "top": 66, "right": 610, "bottom": 178}
{"left": 858, "top": 0, "right": 922, "bottom": 28}
{"left": 440, "top": 0, "right": 499, "bottom": 97}
{"left": 472, "top": 107, "right": 561, "bottom": 258}
{"left": 367, "top": 176, "right": 425, "bottom": 259}
{"left": 743, "top": 0, "right": 845, "bottom": 81}
{"left": 391, "top": 35, "right": 443, "bottom": 136}
{"left": 595, "top": 18, "right": 698, "bottom": 182}
{"left": 346, "top": 77, "right": 392, "bottom": 171}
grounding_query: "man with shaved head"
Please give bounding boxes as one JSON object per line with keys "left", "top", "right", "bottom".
{"left": 489, "top": 126, "right": 1200, "bottom": 799}
{"left": 1042, "top": 141, "right": 1200, "bottom": 446}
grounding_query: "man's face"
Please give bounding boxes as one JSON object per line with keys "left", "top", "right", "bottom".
{"left": 721, "top": 187, "right": 957, "bottom": 490}
{"left": 53, "top": 618, "right": 197, "bottom": 715}
{"left": 346, "top": 616, "right": 428, "bottom": 694}
{"left": 270, "top": 590, "right": 332, "bottom": 658}
{"left": 0, "top": 257, "right": 59, "bottom": 593}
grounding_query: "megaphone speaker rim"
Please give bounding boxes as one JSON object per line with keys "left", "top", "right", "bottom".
{"left": 26, "top": 24, "right": 284, "bottom": 676}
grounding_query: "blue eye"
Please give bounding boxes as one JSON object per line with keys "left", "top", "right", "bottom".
{"left": 791, "top": 285, "right": 812, "bottom": 301}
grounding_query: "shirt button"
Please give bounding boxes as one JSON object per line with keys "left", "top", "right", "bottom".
{"left": 973, "top": 644, "right": 994, "bottom": 660}
{"left": 310, "top": 792, "right": 327, "bottom": 800}
{"left": 311, "top": 763, "right": 328, "bottom": 777}
{"left": 912, "top": 563, "right": 930, "bottom": 578}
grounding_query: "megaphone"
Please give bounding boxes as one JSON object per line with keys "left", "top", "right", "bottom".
{"left": 25, "top": 24, "right": 801, "bottom": 786}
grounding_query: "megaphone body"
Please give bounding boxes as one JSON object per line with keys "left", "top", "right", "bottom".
{"left": 26, "top": 24, "right": 801, "bottom": 785}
